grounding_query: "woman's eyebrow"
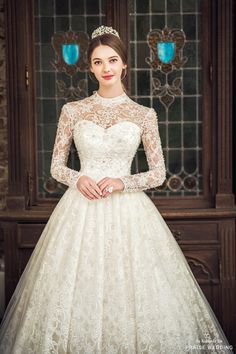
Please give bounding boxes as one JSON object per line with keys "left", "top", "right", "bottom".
{"left": 92, "top": 55, "right": 118, "bottom": 61}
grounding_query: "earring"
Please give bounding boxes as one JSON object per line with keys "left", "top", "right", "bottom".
{"left": 88, "top": 72, "right": 98, "bottom": 83}
{"left": 121, "top": 67, "right": 127, "bottom": 80}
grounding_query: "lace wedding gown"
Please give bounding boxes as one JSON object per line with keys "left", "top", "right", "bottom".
{"left": 0, "top": 91, "right": 233, "bottom": 353}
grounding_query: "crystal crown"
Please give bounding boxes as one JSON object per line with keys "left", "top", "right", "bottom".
{"left": 91, "top": 25, "right": 120, "bottom": 39}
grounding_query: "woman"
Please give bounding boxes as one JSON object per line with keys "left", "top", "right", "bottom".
{"left": 0, "top": 25, "right": 233, "bottom": 353}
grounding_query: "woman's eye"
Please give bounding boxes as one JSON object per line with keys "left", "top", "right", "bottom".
{"left": 94, "top": 59, "right": 117, "bottom": 65}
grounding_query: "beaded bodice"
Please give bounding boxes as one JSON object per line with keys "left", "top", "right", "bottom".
{"left": 50, "top": 91, "right": 166, "bottom": 192}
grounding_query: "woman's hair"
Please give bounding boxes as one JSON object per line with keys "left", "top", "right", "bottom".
{"left": 87, "top": 33, "right": 128, "bottom": 91}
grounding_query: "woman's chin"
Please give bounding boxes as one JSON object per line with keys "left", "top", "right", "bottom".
{"left": 100, "top": 80, "right": 117, "bottom": 86}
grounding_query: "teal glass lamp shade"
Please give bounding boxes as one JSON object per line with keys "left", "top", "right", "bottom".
{"left": 62, "top": 44, "right": 80, "bottom": 65}
{"left": 157, "top": 42, "right": 175, "bottom": 64}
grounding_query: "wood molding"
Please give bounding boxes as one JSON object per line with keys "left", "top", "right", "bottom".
{"left": 215, "top": 0, "right": 235, "bottom": 208}
{"left": 219, "top": 220, "right": 236, "bottom": 344}
{"left": 5, "top": 0, "right": 23, "bottom": 193}
{"left": 5, "top": 0, "right": 33, "bottom": 209}
{"left": 1, "top": 208, "right": 236, "bottom": 223}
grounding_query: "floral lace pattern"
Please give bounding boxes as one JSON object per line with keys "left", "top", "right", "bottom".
{"left": 119, "top": 108, "right": 166, "bottom": 192}
{"left": 0, "top": 190, "right": 232, "bottom": 353}
{"left": 50, "top": 105, "right": 84, "bottom": 189}
{"left": 50, "top": 91, "right": 166, "bottom": 192}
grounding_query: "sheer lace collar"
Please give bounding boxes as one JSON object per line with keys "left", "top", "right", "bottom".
{"left": 92, "top": 90, "right": 130, "bottom": 105}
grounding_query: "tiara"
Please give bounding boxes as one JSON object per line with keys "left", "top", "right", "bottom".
{"left": 91, "top": 25, "right": 120, "bottom": 39}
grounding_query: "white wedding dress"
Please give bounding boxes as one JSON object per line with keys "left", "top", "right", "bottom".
{"left": 0, "top": 91, "right": 233, "bottom": 353}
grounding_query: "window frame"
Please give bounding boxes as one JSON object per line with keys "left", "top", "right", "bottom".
{"left": 4, "top": 0, "right": 233, "bottom": 211}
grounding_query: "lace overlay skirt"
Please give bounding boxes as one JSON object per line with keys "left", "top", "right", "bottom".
{"left": 0, "top": 188, "right": 233, "bottom": 353}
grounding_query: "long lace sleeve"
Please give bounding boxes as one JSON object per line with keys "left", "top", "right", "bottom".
{"left": 50, "top": 104, "right": 83, "bottom": 189}
{"left": 119, "top": 108, "right": 166, "bottom": 192}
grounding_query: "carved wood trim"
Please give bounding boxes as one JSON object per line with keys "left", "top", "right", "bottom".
{"left": 186, "top": 257, "right": 215, "bottom": 283}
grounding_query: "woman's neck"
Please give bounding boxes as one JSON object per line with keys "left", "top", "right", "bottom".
{"left": 97, "top": 84, "right": 124, "bottom": 98}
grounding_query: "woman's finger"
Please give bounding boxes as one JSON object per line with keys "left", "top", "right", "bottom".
{"left": 85, "top": 183, "right": 102, "bottom": 199}
{"left": 80, "top": 189, "right": 93, "bottom": 200}
{"left": 90, "top": 182, "right": 102, "bottom": 198}
{"left": 97, "top": 177, "right": 109, "bottom": 188}
{"left": 102, "top": 182, "right": 114, "bottom": 197}
{"left": 83, "top": 186, "right": 97, "bottom": 199}
{"left": 99, "top": 180, "right": 112, "bottom": 193}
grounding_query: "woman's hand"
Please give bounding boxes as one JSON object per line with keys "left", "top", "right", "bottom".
{"left": 76, "top": 175, "right": 103, "bottom": 200}
{"left": 97, "top": 177, "right": 125, "bottom": 198}
{"left": 76, "top": 176, "right": 125, "bottom": 200}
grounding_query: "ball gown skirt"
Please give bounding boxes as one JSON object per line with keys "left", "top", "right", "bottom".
{"left": 0, "top": 188, "right": 233, "bottom": 353}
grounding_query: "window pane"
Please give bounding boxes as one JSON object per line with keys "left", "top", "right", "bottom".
{"left": 34, "top": 0, "right": 106, "bottom": 198}
{"left": 130, "top": 0, "right": 202, "bottom": 197}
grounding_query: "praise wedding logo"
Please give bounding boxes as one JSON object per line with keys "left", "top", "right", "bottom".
{"left": 185, "top": 331, "right": 234, "bottom": 352}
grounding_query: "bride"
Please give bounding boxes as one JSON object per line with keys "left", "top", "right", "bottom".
{"left": 0, "top": 25, "right": 233, "bottom": 353}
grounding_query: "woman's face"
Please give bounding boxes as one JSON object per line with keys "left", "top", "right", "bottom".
{"left": 90, "top": 45, "right": 127, "bottom": 87}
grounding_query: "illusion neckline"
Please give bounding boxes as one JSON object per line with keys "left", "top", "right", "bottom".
{"left": 92, "top": 90, "right": 129, "bottom": 105}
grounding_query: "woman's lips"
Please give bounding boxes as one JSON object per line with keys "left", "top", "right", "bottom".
{"left": 103, "top": 75, "right": 114, "bottom": 80}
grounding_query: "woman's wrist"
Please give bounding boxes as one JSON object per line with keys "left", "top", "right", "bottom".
{"left": 117, "top": 178, "right": 125, "bottom": 191}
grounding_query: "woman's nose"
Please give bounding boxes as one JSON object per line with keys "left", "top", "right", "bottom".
{"left": 103, "top": 63, "right": 111, "bottom": 72}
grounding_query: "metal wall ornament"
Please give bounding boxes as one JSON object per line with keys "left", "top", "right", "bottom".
{"left": 146, "top": 27, "right": 188, "bottom": 108}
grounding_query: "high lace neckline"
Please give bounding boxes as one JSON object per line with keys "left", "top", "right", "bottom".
{"left": 92, "top": 90, "right": 129, "bottom": 105}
